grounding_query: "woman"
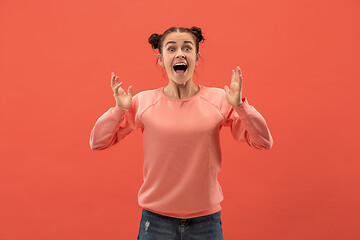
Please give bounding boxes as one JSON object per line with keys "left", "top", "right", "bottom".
{"left": 89, "top": 26, "right": 273, "bottom": 240}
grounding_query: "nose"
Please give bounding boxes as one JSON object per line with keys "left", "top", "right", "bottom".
{"left": 175, "top": 50, "right": 185, "bottom": 59}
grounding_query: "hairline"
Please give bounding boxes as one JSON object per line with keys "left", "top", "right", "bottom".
{"left": 165, "top": 40, "right": 194, "bottom": 47}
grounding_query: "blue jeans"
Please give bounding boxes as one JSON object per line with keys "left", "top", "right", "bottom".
{"left": 136, "top": 208, "right": 224, "bottom": 240}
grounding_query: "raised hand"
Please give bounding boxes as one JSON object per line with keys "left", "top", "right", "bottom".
{"left": 111, "top": 72, "right": 133, "bottom": 110}
{"left": 224, "top": 66, "right": 243, "bottom": 108}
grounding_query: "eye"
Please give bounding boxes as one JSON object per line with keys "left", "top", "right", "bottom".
{"left": 168, "top": 48, "right": 175, "bottom": 52}
{"left": 185, "top": 46, "right": 191, "bottom": 51}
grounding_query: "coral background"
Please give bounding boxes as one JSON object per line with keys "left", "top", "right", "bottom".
{"left": 1, "top": 0, "right": 359, "bottom": 239}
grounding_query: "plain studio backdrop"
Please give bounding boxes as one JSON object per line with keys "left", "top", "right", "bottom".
{"left": 0, "top": 0, "right": 359, "bottom": 239}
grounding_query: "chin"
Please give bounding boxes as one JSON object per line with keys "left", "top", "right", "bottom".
{"left": 172, "top": 79, "right": 188, "bottom": 86}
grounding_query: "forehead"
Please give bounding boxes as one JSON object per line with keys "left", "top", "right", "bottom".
{"left": 163, "top": 31, "right": 195, "bottom": 45}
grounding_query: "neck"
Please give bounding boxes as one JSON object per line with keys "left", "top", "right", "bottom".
{"left": 164, "top": 79, "right": 199, "bottom": 99}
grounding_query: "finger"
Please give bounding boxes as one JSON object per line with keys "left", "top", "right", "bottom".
{"left": 238, "top": 66, "right": 243, "bottom": 83}
{"left": 231, "top": 69, "right": 235, "bottom": 83}
{"left": 238, "top": 67, "right": 243, "bottom": 86}
{"left": 128, "top": 86, "right": 133, "bottom": 96}
{"left": 237, "top": 66, "right": 242, "bottom": 75}
{"left": 111, "top": 73, "right": 119, "bottom": 89}
{"left": 225, "top": 85, "right": 231, "bottom": 95}
{"left": 113, "top": 76, "right": 120, "bottom": 89}
{"left": 113, "top": 82, "right": 123, "bottom": 94}
{"left": 235, "top": 66, "right": 240, "bottom": 82}
{"left": 111, "top": 72, "right": 115, "bottom": 87}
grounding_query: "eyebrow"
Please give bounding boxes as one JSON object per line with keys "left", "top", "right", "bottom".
{"left": 165, "top": 41, "right": 194, "bottom": 47}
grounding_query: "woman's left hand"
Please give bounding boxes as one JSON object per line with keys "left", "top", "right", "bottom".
{"left": 224, "top": 66, "right": 243, "bottom": 108}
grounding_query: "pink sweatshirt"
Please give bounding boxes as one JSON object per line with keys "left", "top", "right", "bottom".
{"left": 89, "top": 84, "right": 273, "bottom": 218}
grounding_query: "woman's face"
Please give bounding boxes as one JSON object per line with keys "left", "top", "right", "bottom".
{"left": 158, "top": 31, "right": 200, "bottom": 85}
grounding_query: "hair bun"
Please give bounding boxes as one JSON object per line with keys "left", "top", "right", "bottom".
{"left": 190, "top": 26, "right": 204, "bottom": 43}
{"left": 148, "top": 33, "right": 161, "bottom": 49}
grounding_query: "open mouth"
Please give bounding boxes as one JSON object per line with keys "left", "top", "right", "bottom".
{"left": 173, "top": 63, "right": 188, "bottom": 75}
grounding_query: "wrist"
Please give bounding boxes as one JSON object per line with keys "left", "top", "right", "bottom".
{"left": 233, "top": 102, "right": 244, "bottom": 108}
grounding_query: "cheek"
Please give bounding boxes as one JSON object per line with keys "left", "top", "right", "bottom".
{"left": 164, "top": 57, "right": 172, "bottom": 66}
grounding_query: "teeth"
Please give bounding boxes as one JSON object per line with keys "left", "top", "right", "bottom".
{"left": 174, "top": 63, "right": 187, "bottom": 66}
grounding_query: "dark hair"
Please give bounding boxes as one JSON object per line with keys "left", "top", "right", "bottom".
{"left": 148, "top": 26, "right": 205, "bottom": 55}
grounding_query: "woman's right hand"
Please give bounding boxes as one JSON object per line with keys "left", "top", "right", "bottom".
{"left": 111, "top": 72, "right": 133, "bottom": 110}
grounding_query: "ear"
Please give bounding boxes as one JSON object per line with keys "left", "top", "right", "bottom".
{"left": 158, "top": 54, "right": 164, "bottom": 67}
{"left": 196, "top": 53, "right": 200, "bottom": 66}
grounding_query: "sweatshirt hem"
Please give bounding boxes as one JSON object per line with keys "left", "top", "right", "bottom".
{"left": 142, "top": 204, "right": 222, "bottom": 219}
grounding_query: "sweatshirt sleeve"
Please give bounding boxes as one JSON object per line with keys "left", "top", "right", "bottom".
{"left": 89, "top": 95, "right": 142, "bottom": 150}
{"left": 222, "top": 97, "right": 273, "bottom": 150}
